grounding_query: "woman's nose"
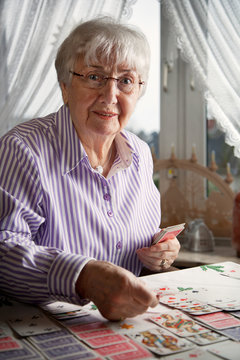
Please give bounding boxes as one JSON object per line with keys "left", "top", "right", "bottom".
{"left": 98, "top": 79, "right": 120, "bottom": 104}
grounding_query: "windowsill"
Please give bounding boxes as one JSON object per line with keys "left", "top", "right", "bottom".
{"left": 175, "top": 237, "right": 240, "bottom": 268}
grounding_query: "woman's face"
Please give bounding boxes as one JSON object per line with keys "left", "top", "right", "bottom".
{"left": 61, "top": 56, "right": 142, "bottom": 141}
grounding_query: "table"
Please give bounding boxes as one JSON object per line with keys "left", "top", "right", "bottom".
{"left": 1, "top": 261, "right": 240, "bottom": 359}
{"left": 175, "top": 238, "right": 240, "bottom": 268}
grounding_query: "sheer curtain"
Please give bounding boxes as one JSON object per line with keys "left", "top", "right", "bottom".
{"left": 160, "top": 0, "right": 240, "bottom": 158}
{"left": 0, "top": 0, "right": 136, "bottom": 136}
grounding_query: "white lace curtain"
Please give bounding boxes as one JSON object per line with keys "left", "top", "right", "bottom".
{"left": 161, "top": 0, "right": 240, "bottom": 158}
{"left": 0, "top": 0, "right": 136, "bottom": 136}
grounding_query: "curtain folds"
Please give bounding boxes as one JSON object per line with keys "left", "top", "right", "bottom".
{"left": 0, "top": 0, "right": 135, "bottom": 136}
{"left": 161, "top": 0, "right": 240, "bottom": 157}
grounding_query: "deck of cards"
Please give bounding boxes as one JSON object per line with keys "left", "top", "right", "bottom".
{"left": 152, "top": 223, "right": 185, "bottom": 245}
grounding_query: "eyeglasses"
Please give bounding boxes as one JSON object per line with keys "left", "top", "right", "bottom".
{"left": 69, "top": 70, "right": 145, "bottom": 94}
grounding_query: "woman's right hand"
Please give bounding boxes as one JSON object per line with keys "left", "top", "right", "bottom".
{"left": 75, "top": 260, "right": 158, "bottom": 321}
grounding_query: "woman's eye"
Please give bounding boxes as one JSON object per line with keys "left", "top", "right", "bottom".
{"left": 120, "top": 77, "right": 133, "bottom": 85}
{"left": 88, "top": 73, "right": 101, "bottom": 81}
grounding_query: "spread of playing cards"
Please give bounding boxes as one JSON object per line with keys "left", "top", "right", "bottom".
{"left": 0, "top": 261, "right": 240, "bottom": 359}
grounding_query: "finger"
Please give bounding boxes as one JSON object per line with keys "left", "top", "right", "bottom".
{"left": 131, "top": 279, "right": 158, "bottom": 307}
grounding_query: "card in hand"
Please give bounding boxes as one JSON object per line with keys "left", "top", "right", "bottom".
{"left": 150, "top": 310, "right": 208, "bottom": 337}
{"left": 152, "top": 223, "right": 185, "bottom": 245}
{"left": 128, "top": 327, "right": 194, "bottom": 356}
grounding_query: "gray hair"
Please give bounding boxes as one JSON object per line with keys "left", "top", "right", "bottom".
{"left": 55, "top": 16, "right": 150, "bottom": 92}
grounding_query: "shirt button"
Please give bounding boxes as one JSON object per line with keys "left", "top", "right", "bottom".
{"left": 107, "top": 210, "right": 113, "bottom": 217}
{"left": 116, "top": 241, "right": 122, "bottom": 249}
{"left": 103, "top": 194, "right": 110, "bottom": 201}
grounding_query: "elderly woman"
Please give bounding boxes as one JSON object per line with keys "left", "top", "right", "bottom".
{"left": 0, "top": 17, "right": 180, "bottom": 320}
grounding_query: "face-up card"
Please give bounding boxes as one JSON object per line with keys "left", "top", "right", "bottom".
{"left": 8, "top": 311, "right": 60, "bottom": 337}
{"left": 83, "top": 334, "right": 127, "bottom": 349}
{"left": 159, "top": 294, "right": 192, "bottom": 307}
{"left": 219, "top": 263, "right": 240, "bottom": 279}
{"left": 160, "top": 294, "right": 219, "bottom": 315}
{"left": 150, "top": 311, "right": 208, "bottom": 337}
{"left": 153, "top": 286, "right": 178, "bottom": 297}
{"left": 128, "top": 327, "right": 194, "bottom": 356}
{"left": 212, "top": 301, "right": 240, "bottom": 311}
{"left": 208, "top": 339, "right": 240, "bottom": 360}
{"left": 158, "top": 348, "right": 221, "bottom": 360}
{"left": 187, "top": 330, "right": 227, "bottom": 345}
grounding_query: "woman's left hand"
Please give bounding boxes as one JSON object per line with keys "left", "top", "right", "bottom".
{"left": 136, "top": 236, "right": 180, "bottom": 271}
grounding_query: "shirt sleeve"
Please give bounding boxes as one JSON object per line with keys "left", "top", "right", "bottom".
{"left": 0, "top": 133, "right": 92, "bottom": 305}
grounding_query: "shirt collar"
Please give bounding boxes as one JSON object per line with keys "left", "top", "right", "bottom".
{"left": 56, "top": 105, "right": 139, "bottom": 175}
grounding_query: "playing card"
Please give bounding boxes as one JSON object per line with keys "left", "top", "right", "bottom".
{"left": 209, "top": 317, "right": 240, "bottom": 330}
{"left": 33, "top": 336, "right": 80, "bottom": 350}
{"left": 69, "top": 322, "right": 108, "bottom": 334}
{"left": 152, "top": 223, "right": 185, "bottom": 245}
{"left": 0, "top": 339, "right": 44, "bottom": 359}
{"left": 150, "top": 310, "right": 208, "bottom": 337}
{"left": 107, "top": 339, "right": 153, "bottom": 360}
{"left": 208, "top": 339, "right": 240, "bottom": 360}
{"left": 0, "top": 336, "right": 22, "bottom": 352}
{"left": 43, "top": 343, "right": 92, "bottom": 359}
{"left": 29, "top": 329, "right": 70, "bottom": 343}
{"left": 76, "top": 328, "right": 115, "bottom": 339}
{"left": 8, "top": 311, "right": 60, "bottom": 337}
{"left": 220, "top": 326, "right": 240, "bottom": 341}
{"left": 212, "top": 301, "right": 240, "bottom": 311}
{"left": 187, "top": 330, "right": 227, "bottom": 345}
{"left": 95, "top": 340, "right": 137, "bottom": 357}
{"left": 219, "top": 262, "right": 240, "bottom": 280}
{"left": 153, "top": 286, "right": 178, "bottom": 297}
{"left": 41, "top": 301, "right": 86, "bottom": 315}
{"left": 83, "top": 334, "right": 127, "bottom": 349}
{"left": 230, "top": 310, "right": 240, "bottom": 318}
{"left": 127, "top": 327, "right": 194, "bottom": 356}
{"left": 160, "top": 348, "right": 221, "bottom": 360}
{"left": 61, "top": 314, "right": 100, "bottom": 327}
{"left": 159, "top": 294, "right": 193, "bottom": 307}
{"left": 159, "top": 294, "right": 219, "bottom": 315}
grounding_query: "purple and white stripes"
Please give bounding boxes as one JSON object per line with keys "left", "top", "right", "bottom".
{"left": 0, "top": 105, "right": 160, "bottom": 305}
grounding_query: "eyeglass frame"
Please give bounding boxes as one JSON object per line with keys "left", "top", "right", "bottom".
{"left": 69, "top": 70, "right": 145, "bottom": 93}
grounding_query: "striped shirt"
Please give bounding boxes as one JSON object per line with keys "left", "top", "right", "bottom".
{"left": 0, "top": 105, "right": 160, "bottom": 305}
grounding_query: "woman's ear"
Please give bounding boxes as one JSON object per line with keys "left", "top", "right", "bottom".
{"left": 60, "top": 82, "right": 69, "bottom": 105}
